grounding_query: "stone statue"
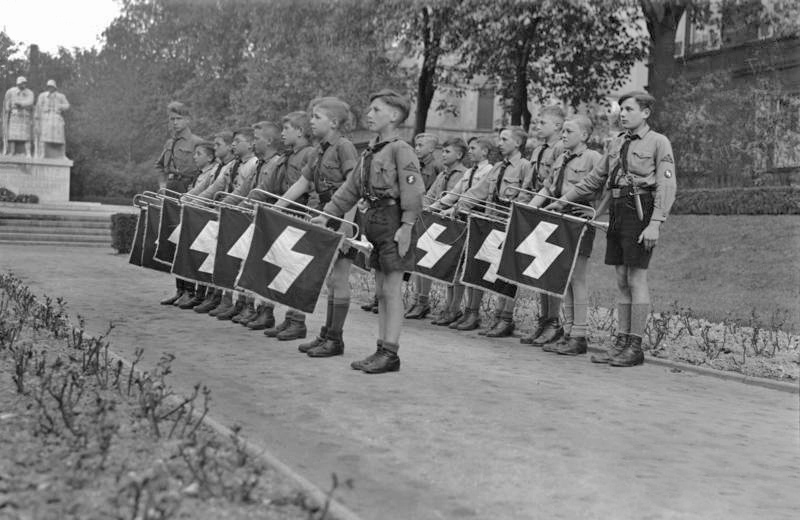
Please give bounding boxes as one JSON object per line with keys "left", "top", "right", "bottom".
{"left": 35, "top": 79, "right": 70, "bottom": 158}
{"left": 2, "top": 76, "right": 35, "bottom": 157}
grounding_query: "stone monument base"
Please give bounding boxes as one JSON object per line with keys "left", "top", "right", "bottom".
{"left": 0, "top": 155, "right": 72, "bottom": 202}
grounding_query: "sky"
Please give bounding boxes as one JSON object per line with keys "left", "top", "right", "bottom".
{"left": 0, "top": 0, "right": 121, "bottom": 53}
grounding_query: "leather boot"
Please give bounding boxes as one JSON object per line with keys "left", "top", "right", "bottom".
{"left": 194, "top": 291, "right": 221, "bottom": 314}
{"left": 160, "top": 290, "right": 183, "bottom": 305}
{"left": 448, "top": 310, "right": 469, "bottom": 329}
{"left": 361, "top": 296, "right": 378, "bottom": 312}
{"left": 610, "top": 335, "right": 644, "bottom": 367}
{"left": 307, "top": 330, "right": 344, "bottom": 357}
{"left": 520, "top": 318, "right": 546, "bottom": 344}
{"left": 591, "top": 334, "right": 629, "bottom": 364}
{"left": 543, "top": 334, "right": 568, "bottom": 353}
{"left": 555, "top": 336, "right": 588, "bottom": 356}
{"left": 404, "top": 303, "right": 430, "bottom": 320}
{"left": 486, "top": 319, "right": 515, "bottom": 338}
{"left": 435, "top": 310, "right": 462, "bottom": 326}
{"left": 232, "top": 303, "right": 257, "bottom": 324}
{"left": 478, "top": 316, "right": 501, "bottom": 336}
{"left": 298, "top": 326, "right": 327, "bottom": 353}
{"left": 264, "top": 315, "right": 290, "bottom": 337}
{"left": 174, "top": 291, "right": 195, "bottom": 307}
{"left": 351, "top": 343, "right": 382, "bottom": 370}
{"left": 246, "top": 306, "right": 275, "bottom": 330}
{"left": 277, "top": 317, "right": 307, "bottom": 341}
{"left": 208, "top": 293, "right": 232, "bottom": 317}
{"left": 455, "top": 311, "right": 481, "bottom": 331}
{"left": 532, "top": 319, "right": 563, "bottom": 346}
{"left": 360, "top": 348, "right": 400, "bottom": 374}
{"left": 216, "top": 299, "right": 243, "bottom": 321}
{"left": 179, "top": 293, "right": 205, "bottom": 310}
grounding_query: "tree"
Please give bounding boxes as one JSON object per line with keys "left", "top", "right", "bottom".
{"left": 450, "top": 0, "right": 648, "bottom": 129}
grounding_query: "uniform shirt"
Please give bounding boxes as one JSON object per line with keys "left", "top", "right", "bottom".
{"left": 460, "top": 153, "right": 535, "bottom": 215}
{"left": 432, "top": 160, "right": 493, "bottom": 209}
{"left": 197, "top": 158, "right": 237, "bottom": 200}
{"left": 425, "top": 163, "right": 466, "bottom": 205}
{"left": 221, "top": 155, "right": 259, "bottom": 203}
{"left": 301, "top": 133, "right": 359, "bottom": 195}
{"left": 187, "top": 161, "right": 222, "bottom": 196}
{"left": 568, "top": 124, "right": 677, "bottom": 222}
{"left": 155, "top": 128, "right": 203, "bottom": 180}
{"left": 260, "top": 145, "right": 315, "bottom": 197}
{"left": 324, "top": 137, "right": 424, "bottom": 225}
{"left": 419, "top": 154, "right": 444, "bottom": 192}
{"left": 544, "top": 146, "right": 603, "bottom": 200}
{"left": 249, "top": 153, "right": 284, "bottom": 201}
{"left": 529, "top": 140, "right": 564, "bottom": 190}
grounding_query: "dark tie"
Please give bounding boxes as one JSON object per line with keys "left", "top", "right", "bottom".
{"left": 466, "top": 166, "right": 477, "bottom": 189}
{"left": 553, "top": 153, "right": 575, "bottom": 199}
{"left": 226, "top": 159, "right": 242, "bottom": 192}
{"left": 360, "top": 140, "right": 391, "bottom": 198}
{"left": 313, "top": 141, "right": 332, "bottom": 192}
{"left": 253, "top": 158, "right": 266, "bottom": 187}
{"left": 533, "top": 143, "right": 549, "bottom": 189}
{"left": 613, "top": 133, "right": 641, "bottom": 186}
{"left": 493, "top": 160, "right": 511, "bottom": 201}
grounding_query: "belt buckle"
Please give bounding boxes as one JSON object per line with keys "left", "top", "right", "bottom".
{"left": 611, "top": 188, "right": 621, "bottom": 198}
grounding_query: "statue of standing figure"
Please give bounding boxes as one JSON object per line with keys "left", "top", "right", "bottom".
{"left": 35, "top": 79, "right": 70, "bottom": 158}
{"left": 2, "top": 76, "right": 35, "bottom": 157}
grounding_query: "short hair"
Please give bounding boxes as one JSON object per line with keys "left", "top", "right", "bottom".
{"left": 502, "top": 126, "right": 528, "bottom": 151}
{"left": 194, "top": 140, "right": 215, "bottom": 158}
{"left": 252, "top": 120, "right": 281, "bottom": 140}
{"left": 539, "top": 104, "right": 565, "bottom": 123}
{"left": 167, "top": 101, "right": 190, "bottom": 117}
{"left": 565, "top": 115, "right": 593, "bottom": 139}
{"left": 233, "top": 127, "right": 255, "bottom": 142}
{"left": 443, "top": 137, "right": 468, "bottom": 158}
{"left": 369, "top": 89, "right": 410, "bottom": 123}
{"left": 282, "top": 111, "right": 312, "bottom": 139}
{"left": 471, "top": 136, "right": 494, "bottom": 154}
{"left": 213, "top": 130, "right": 234, "bottom": 145}
{"left": 414, "top": 132, "right": 439, "bottom": 147}
{"left": 314, "top": 98, "right": 351, "bottom": 129}
{"left": 618, "top": 90, "right": 656, "bottom": 113}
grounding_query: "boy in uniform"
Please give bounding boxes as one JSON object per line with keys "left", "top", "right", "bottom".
{"left": 277, "top": 98, "right": 360, "bottom": 357}
{"left": 521, "top": 105, "right": 566, "bottom": 346}
{"left": 546, "top": 91, "right": 676, "bottom": 367}
{"left": 426, "top": 137, "right": 468, "bottom": 326}
{"left": 313, "top": 89, "right": 424, "bottom": 374}
{"left": 156, "top": 101, "right": 203, "bottom": 307}
{"left": 431, "top": 136, "right": 494, "bottom": 331}
{"left": 404, "top": 132, "right": 443, "bottom": 319}
{"left": 530, "top": 115, "right": 602, "bottom": 355}
{"left": 254, "top": 112, "right": 316, "bottom": 338}
{"left": 443, "top": 127, "right": 534, "bottom": 338}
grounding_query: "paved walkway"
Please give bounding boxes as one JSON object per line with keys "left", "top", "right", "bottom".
{"left": 3, "top": 246, "right": 799, "bottom": 520}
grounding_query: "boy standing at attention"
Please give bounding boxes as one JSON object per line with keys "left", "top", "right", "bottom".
{"left": 313, "top": 89, "right": 424, "bottom": 374}
{"left": 546, "top": 91, "right": 676, "bottom": 367}
{"left": 530, "top": 115, "right": 602, "bottom": 355}
{"left": 521, "top": 105, "right": 566, "bottom": 347}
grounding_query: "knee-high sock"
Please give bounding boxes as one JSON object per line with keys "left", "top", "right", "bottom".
{"left": 563, "top": 287, "right": 574, "bottom": 336}
{"left": 329, "top": 297, "right": 350, "bottom": 334}
{"left": 450, "top": 284, "right": 465, "bottom": 312}
{"left": 325, "top": 293, "right": 335, "bottom": 328}
{"left": 629, "top": 303, "right": 649, "bottom": 338}
{"left": 617, "top": 302, "right": 632, "bottom": 334}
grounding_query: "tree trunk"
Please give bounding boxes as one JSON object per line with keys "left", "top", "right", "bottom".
{"left": 510, "top": 43, "right": 531, "bottom": 130}
{"left": 413, "top": 7, "right": 441, "bottom": 136}
{"left": 640, "top": 1, "right": 686, "bottom": 119}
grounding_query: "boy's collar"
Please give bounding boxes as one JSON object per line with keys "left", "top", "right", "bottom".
{"left": 321, "top": 131, "right": 341, "bottom": 146}
{"left": 376, "top": 128, "right": 400, "bottom": 143}
{"left": 502, "top": 150, "right": 522, "bottom": 164}
{"left": 629, "top": 123, "right": 650, "bottom": 138}
{"left": 565, "top": 143, "right": 587, "bottom": 156}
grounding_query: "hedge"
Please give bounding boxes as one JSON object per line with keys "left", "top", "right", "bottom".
{"left": 671, "top": 186, "right": 800, "bottom": 215}
{"left": 110, "top": 213, "right": 138, "bottom": 254}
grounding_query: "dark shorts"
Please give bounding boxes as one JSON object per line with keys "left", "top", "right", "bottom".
{"left": 605, "top": 193, "right": 654, "bottom": 269}
{"left": 364, "top": 204, "right": 417, "bottom": 273}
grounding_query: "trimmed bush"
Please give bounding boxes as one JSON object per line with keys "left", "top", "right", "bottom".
{"left": 110, "top": 213, "right": 138, "bottom": 254}
{"left": 672, "top": 186, "right": 800, "bottom": 215}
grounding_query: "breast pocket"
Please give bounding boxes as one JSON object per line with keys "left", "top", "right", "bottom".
{"left": 319, "top": 158, "right": 343, "bottom": 187}
{"left": 501, "top": 172, "right": 522, "bottom": 199}
{"left": 369, "top": 156, "right": 395, "bottom": 192}
{"left": 629, "top": 151, "right": 654, "bottom": 176}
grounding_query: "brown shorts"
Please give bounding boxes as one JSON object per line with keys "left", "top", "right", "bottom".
{"left": 364, "top": 204, "right": 417, "bottom": 273}
{"left": 605, "top": 193, "right": 654, "bottom": 269}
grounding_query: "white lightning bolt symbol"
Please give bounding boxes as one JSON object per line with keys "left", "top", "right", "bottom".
{"left": 167, "top": 222, "right": 182, "bottom": 244}
{"left": 416, "top": 222, "right": 452, "bottom": 268}
{"left": 227, "top": 223, "right": 255, "bottom": 260}
{"left": 190, "top": 221, "right": 219, "bottom": 273}
{"left": 515, "top": 222, "right": 563, "bottom": 279}
{"left": 263, "top": 226, "right": 313, "bottom": 293}
{"left": 474, "top": 229, "right": 506, "bottom": 282}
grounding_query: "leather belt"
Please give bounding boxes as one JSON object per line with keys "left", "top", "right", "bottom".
{"left": 366, "top": 198, "right": 398, "bottom": 209}
{"left": 611, "top": 186, "right": 654, "bottom": 199}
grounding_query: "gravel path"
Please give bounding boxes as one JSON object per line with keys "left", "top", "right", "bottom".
{"left": 3, "top": 245, "right": 799, "bottom": 520}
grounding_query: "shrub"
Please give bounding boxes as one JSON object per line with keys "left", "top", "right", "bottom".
{"left": 672, "top": 186, "right": 800, "bottom": 215}
{"left": 110, "top": 213, "right": 139, "bottom": 254}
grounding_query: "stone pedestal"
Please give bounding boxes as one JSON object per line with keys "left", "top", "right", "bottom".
{"left": 0, "top": 155, "right": 72, "bottom": 202}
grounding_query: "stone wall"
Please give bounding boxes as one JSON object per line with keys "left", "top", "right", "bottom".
{"left": 0, "top": 156, "right": 72, "bottom": 202}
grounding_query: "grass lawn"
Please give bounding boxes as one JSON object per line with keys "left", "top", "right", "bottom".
{"left": 583, "top": 215, "right": 800, "bottom": 330}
